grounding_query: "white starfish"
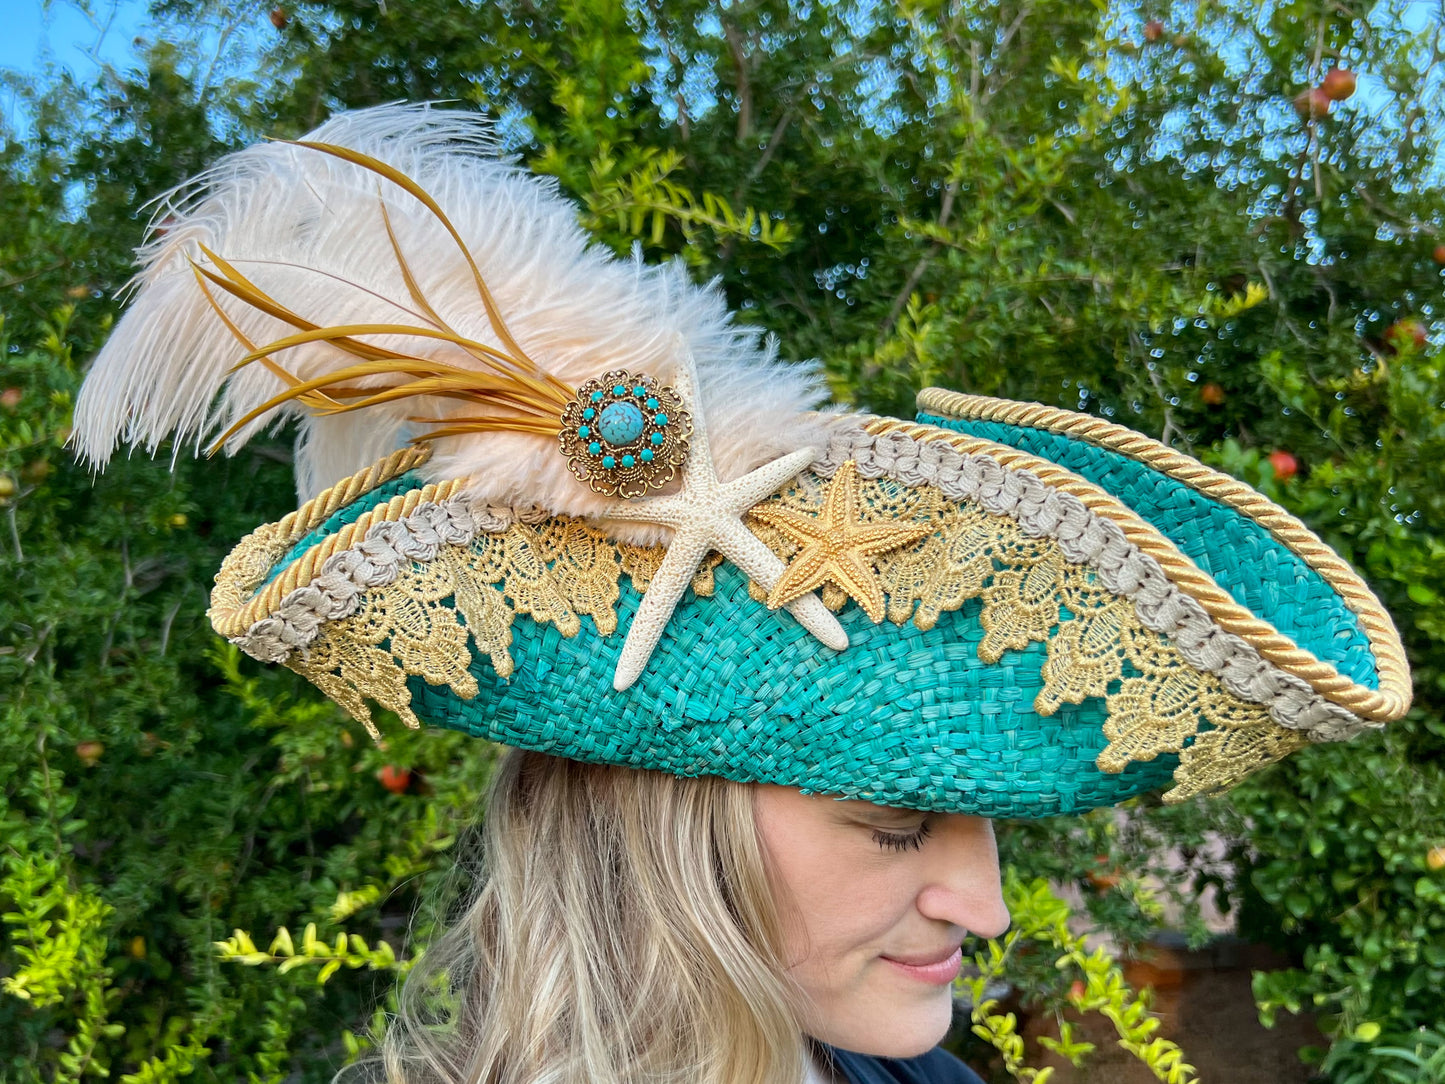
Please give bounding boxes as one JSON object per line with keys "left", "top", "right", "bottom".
{"left": 602, "top": 349, "right": 849, "bottom": 691}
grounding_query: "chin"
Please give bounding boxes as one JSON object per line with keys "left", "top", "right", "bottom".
{"left": 814, "top": 987, "right": 956, "bottom": 1059}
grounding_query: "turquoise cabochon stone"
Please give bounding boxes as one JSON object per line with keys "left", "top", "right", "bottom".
{"left": 598, "top": 401, "right": 646, "bottom": 445}
{"left": 408, "top": 561, "right": 1177, "bottom": 819}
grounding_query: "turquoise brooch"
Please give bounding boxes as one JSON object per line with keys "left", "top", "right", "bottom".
{"left": 559, "top": 370, "right": 692, "bottom": 497}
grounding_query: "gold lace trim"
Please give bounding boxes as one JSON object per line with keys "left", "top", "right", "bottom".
{"left": 288, "top": 522, "right": 717, "bottom": 738}
{"left": 619, "top": 546, "right": 723, "bottom": 597}
{"left": 211, "top": 521, "right": 289, "bottom": 616}
{"left": 750, "top": 473, "right": 1312, "bottom": 801}
{"left": 280, "top": 472, "right": 1307, "bottom": 798}
{"left": 914, "top": 389, "right": 1410, "bottom": 724}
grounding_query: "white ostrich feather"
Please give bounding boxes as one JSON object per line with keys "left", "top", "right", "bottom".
{"left": 72, "top": 103, "right": 835, "bottom": 539}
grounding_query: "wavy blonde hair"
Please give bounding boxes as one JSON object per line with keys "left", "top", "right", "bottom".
{"left": 364, "top": 749, "right": 806, "bottom": 1084}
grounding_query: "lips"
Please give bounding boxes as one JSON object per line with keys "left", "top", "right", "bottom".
{"left": 882, "top": 945, "right": 962, "bottom": 968}
{"left": 879, "top": 945, "right": 964, "bottom": 985}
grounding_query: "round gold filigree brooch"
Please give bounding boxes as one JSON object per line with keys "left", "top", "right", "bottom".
{"left": 558, "top": 370, "right": 692, "bottom": 498}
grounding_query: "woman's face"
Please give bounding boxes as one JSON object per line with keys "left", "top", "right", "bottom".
{"left": 754, "top": 786, "right": 1010, "bottom": 1058}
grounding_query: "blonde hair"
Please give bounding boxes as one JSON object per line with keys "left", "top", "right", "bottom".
{"left": 367, "top": 749, "right": 806, "bottom": 1084}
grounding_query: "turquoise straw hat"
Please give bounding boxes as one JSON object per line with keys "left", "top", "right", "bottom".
{"left": 73, "top": 105, "right": 1410, "bottom": 818}
{"left": 200, "top": 393, "right": 1409, "bottom": 819}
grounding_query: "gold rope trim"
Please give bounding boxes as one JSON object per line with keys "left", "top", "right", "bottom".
{"left": 751, "top": 470, "right": 1302, "bottom": 800}
{"left": 915, "top": 392, "right": 1411, "bottom": 721}
{"left": 279, "top": 445, "right": 433, "bottom": 539}
{"left": 210, "top": 403, "right": 1409, "bottom": 728}
{"left": 209, "top": 445, "right": 449, "bottom": 637}
{"left": 880, "top": 412, "right": 1410, "bottom": 723}
{"left": 268, "top": 465, "right": 1298, "bottom": 798}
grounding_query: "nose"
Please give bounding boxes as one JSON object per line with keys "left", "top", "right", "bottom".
{"left": 915, "top": 815, "right": 1011, "bottom": 939}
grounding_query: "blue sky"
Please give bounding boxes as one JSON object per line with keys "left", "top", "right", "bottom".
{"left": 1, "top": 0, "right": 150, "bottom": 78}
{"left": 2, "top": 0, "right": 1439, "bottom": 139}
{"left": 5, "top": 0, "right": 1438, "bottom": 81}
{"left": 1, "top": 0, "right": 151, "bottom": 134}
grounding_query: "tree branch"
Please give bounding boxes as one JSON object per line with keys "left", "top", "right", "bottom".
{"left": 1135, "top": 330, "right": 1183, "bottom": 450}
{"left": 983, "top": 4, "right": 1033, "bottom": 106}
{"left": 722, "top": 17, "right": 752, "bottom": 144}
{"left": 880, "top": 177, "right": 960, "bottom": 336}
{"left": 0, "top": 260, "right": 70, "bottom": 291}
{"left": 647, "top": 0, "right": 691, "bottom": 142}
{"left": 746, "top": 107, "right": 795, "bottom": 184}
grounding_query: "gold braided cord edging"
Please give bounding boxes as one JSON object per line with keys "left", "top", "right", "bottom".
{"left": 275, "top": 445, "right": 434, "bottom": 541}
{"left": 209, "top": 445, "right": 456, "bottom": 638}
{"left": 915, "top": 390, "right": 1410, "bottom": 720}
{"left": 872, "top": 415, "right": 1410, "bottom": 722}
{"left": 749, "top": 472, "right": 1309, "bottom": 800}
{"left": 261, "top": 459, "right": 1303, "bottom": 799}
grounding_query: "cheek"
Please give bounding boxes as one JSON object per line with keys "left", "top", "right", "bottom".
{"left": 778, "top": 859, "right": 955, "bottom": 1058}
{"left": 769, "top": 838, "right": 917, "bottom": 974}
{"left": 754, "top": 792, "right": 961, "bottom": 1058}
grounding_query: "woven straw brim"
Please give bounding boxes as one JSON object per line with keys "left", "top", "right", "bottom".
{"left": 915, "top": 390, "right": 1410, "bottom": 725}
{"left": 207, "top": 406, "right": 1409, "bottom": 818}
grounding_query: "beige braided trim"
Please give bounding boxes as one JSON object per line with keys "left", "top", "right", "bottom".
{"left": 209, "top": 445, "right": 457, "bottom": 638}
{"left": 884, "top": 411, "right": 1410, "bottom": 723}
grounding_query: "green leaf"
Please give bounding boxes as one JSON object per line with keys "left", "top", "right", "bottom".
{"left": 1352, "top": 1022, "right": 1382, "bottom": 1043}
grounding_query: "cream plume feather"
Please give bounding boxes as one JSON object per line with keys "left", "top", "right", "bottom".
{"left": 72, "top": 103, "right": 833, "bottom": 536}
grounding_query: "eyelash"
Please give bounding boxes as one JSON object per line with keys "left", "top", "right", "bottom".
{"left": 871, "top": 821, "right": 933, "bottom": 852}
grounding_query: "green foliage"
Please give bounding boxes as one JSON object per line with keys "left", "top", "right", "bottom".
{"left": 961, "top": 877, "right": 1198, "bottom": 1084}
{"left": 1236, "top": 712, "right": 1445, "bottom": 1078}
{"left": 0, "top": 322, "right": 494, "bottom": 1077}
{"left": 0, "top": 853, "right": 123, "bottom": 1080}
{"left": 576, "top": 147, "right": 796, "bottom": 260}
{"left": 3, "top": 0, "right": 1444, "bottom": 1079}
{"left": 213, "top": 923, "right": 410, "bottom": 985}
{"left": 119, "top": 1030, "right": 214, "bottom": 1084}
{"left": 999, "top": 800, "right": 1229, "bottom": 959}
{"left": 0, "top": 853, "right": 115, "bottom": 1011}
{"left": 1360, "top": 1027, "right": 1445, "bottom": 1084}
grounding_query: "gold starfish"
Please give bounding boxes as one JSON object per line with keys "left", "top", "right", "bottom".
{"left": 751, "top": 460, "right": 933, "bottom": 623}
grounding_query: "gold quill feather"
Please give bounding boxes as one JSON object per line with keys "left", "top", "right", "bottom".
{"left": 196, "top": 139, "right": 578, "bottom": 454}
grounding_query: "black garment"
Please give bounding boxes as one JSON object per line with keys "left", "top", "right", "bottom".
{"left": 827, "top": 1044, "right": 986, "bottom": 1084}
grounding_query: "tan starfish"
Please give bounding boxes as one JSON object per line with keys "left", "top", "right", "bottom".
{"left": 601, "top": 348, "right": 848, "bottom": 691}
{"left": 750, "top": 460, "right": 934, "bottom": 623}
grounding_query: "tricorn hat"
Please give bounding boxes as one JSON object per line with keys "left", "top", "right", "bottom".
{"left": 73, "top": 105, "right": 1410, "bottom": 818}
